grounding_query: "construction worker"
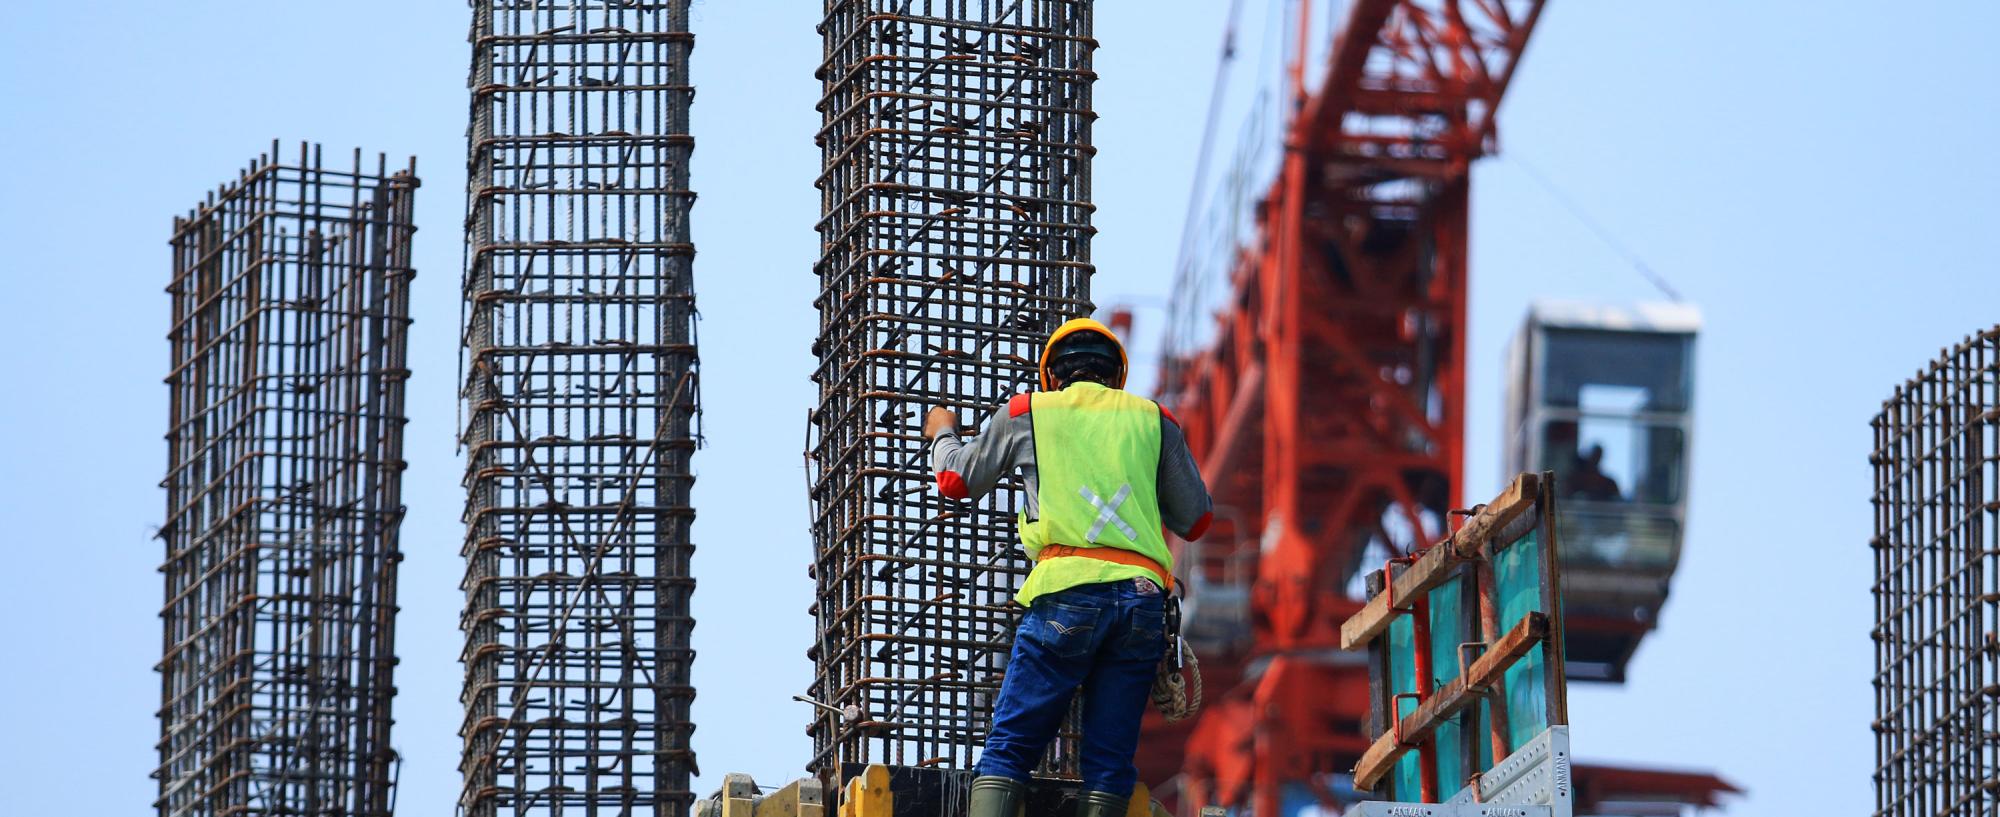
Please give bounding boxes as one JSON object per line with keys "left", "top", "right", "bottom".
{"left": 924, "top": 317, "right": 1213, "bottom": 817}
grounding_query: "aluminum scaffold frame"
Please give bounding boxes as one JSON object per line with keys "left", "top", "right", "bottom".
{"left": 157, "top": 141, "right": 418, "bottom": 817}
{"left": 458, "top": 3, "right": 701, "bottom": 815}
{"left": 806, "top": 0, "right": 1097, "bottom": 785}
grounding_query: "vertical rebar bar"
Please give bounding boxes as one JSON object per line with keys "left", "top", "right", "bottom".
{"left": 157, "top": 141, "right": 419, "bottom": 817}
{"left": 1872, "top": 327, "right": 2000, "bottom": 817}
{"left": 807, "top": 0, "right": 1097, "bottom": 784}
{"left": 458, "top": 3, "right": 699, "bottom": 815}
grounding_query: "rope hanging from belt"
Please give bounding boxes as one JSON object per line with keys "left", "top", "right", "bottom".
{"left": 1150, "top": 635, "right": 1202, "bottom": 722}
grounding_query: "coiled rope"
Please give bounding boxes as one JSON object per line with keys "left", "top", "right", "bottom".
{"left": 1150, "top": 636, "right": 1203, "bottom": 722}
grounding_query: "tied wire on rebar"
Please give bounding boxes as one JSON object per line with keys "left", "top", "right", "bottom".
{"left": 458, "top": 3, "right": 700, "bottom": 817}
{"left": 1872, "top": 327, "right": 2000, "bottom": 817}
{"left": 806, "top": 0, "right": 1096, "bottom": 783}
{"left": 157, "top": 141, "right": 418, "bottom": 817}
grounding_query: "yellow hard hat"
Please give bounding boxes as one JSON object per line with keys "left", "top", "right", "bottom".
{"left": 1040, "top": 317, "right": 1128, "bottom": 390}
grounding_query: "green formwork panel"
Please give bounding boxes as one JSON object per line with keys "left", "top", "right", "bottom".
{"left": 1389, "top": 572, "right": 1476, "bottom": 797}
{"left": 1380, "top": 508, "right": 1565, "bottom": 802}
{"left": 1492, "top": 530, "right": 1558, "bottom": 753}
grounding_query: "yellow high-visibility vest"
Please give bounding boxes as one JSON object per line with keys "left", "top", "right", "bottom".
{"left": 1015, "top": 382, "right": 1173, "bottom": 604}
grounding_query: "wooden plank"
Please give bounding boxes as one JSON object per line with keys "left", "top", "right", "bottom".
{"left": 1338, "top": 524, "right": 1465, "bottom": 651}
{"left": 1455, "top": 472, "right": 1542, "bottom": 560}
{"left": 1455, "top": 563, "right": 1482, "bottom": 786}
{"left": 839, "top": 765, "right": 891, "bottom": 817}
{"left": 1473, "top": 555, "right": 1513, "bottom": 762}
{"left": 1536, "top": 477, "right": 1569, "bottom": 726}
{"left": 1352, "top": 612, "right": 1550, "bottom": 791}
{"left": 1363, "top": 569, "right": 1391, "bottom": 742}
{"left": 719, "top": 774, "right": 758, "bottom": 817}
{"left": 1339, "top": 474, "right": 1540, "bottom": 650}
{"left": 752, "top": 778, "right": 825, "bottom": 817}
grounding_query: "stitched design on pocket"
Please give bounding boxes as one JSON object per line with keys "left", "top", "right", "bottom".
{"left": 1123, "top": 609, "right": 1165, "bottom": 655}
{"left": 1033, "top": 601, "right": 1099, "bottom": 658}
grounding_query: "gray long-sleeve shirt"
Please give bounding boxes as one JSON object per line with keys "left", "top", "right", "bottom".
{"left": 928, "top": 385, "right": 1215, "bottom": 540}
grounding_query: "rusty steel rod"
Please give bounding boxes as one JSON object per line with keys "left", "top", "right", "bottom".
{"left": 806, "top": 0, "right": 1097, "bottom": 784}
{"left": 457, "top": 3, "right": 700, "bottom": 816}
{"left": 156, "top": 141, "right": 419, "bottom": 817}
{"left": 1872, "top": 326, "right": 2000, "bottom": 817}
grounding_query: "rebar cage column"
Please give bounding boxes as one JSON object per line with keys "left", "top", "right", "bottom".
{"left": 157, "top": 142, "right": 419, "bottom": 817}
{"left": 458, "top": 2, "right": 700, "bottom": 816}
{"left": 806, "top": 0, "right": 1097, "bottom": 783}
{"left": 1873, "top": 328, "right": 2000, "bottom": 816}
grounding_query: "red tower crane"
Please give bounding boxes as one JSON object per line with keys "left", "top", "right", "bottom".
{"left": 1143, "top": 5, "right": 1543, "bottom": 810}
{"left": 1140, "top": 2, "right": 1733, "bottom": 813}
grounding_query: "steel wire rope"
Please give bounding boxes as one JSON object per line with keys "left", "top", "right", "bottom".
{"left": 1164, "top": 0, "right": 1250, "bottom": 364}
{"left": 1509, "top": 154, "right": 1684, "bottom": 303}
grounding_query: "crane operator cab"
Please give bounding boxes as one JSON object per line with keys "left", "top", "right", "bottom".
{"left": 1505, "top": 301, "right": 1698, "bottom": 682}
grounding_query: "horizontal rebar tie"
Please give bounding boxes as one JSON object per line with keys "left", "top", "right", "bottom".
{"left": 807, "top": 0, "right": 1098, "bottom": 782}
{"left": 458, "top": 3, "right": 700, "bottom": 816}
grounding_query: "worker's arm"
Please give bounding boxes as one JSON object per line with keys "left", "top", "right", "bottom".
{"left": 1158, "top": 415, "right": 1215, "bottom": 540}
{"left": 926, "top": 401, "right": 1031, "bottom": 501}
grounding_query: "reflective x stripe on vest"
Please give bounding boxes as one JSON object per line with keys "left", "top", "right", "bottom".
{"left": 1079, "top": 484, "right": 1137, "bottom": 542}
{"left": 1015, "top": 381, "right": 1172, "bottom": 605}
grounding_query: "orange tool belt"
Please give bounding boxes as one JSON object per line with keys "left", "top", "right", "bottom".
{"left": 1038, "top": 543, "right": 1174, "bottom": 593}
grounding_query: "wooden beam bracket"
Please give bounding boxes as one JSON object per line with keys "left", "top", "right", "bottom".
{"left": 1352, "top": 612, "right": 1551, "bottom": 791}
{"left": 1339, "top": 473, "right": 1540, "bottom": 650}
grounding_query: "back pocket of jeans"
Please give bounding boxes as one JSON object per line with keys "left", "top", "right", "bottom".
{"left": 1030, "top": 600, "right": 1099, "bottom": 659}
{"left": 1122, "top": 607, "right": 1165, "bottom": 658}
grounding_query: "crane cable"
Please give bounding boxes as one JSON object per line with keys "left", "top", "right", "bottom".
{"left": 1511, "top": 155, "right": 1686, "bottom": 303}
{"left": 1164, "top": 0, "right": 1250, "bottom": 357}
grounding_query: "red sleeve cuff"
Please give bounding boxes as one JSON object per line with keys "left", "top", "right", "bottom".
{"left": 1008, "top": 393, "right": 1033, "bottom": 417}
{"left": 1183, "top": 511, "right": 1213, "bottom": 542}
{"left": 936, "top": 470, "right": 969, "bottom": 500}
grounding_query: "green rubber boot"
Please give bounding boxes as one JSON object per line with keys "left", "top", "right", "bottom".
{"left": 968, "top": 775, "right": 1027, "bottom": 817}
{"left": 1076, "top": 790, "right": 1130, "bottom": 817}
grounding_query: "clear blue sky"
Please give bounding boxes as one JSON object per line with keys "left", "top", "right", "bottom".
{"left": 2, "top": 2, "right": 1995, "bottom": 815}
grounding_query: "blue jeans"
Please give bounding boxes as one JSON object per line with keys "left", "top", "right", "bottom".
{"left": 975, "top": 579, "right": 1166, "bottom": 794}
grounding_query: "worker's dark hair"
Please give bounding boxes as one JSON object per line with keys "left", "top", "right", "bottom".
{"left": 1050, "top": 353, "right": 1119, "bottom": 387}
{"left": 1047, "top": 329, "right": 1123, "bottom": 387}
